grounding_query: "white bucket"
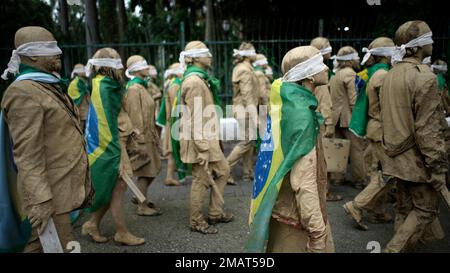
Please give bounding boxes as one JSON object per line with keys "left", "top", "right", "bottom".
{"left": 322, "top": 137, "right": 350, "bottom": 173}
{"left": 220, "top": 118, "right": 240, "bottom": 141}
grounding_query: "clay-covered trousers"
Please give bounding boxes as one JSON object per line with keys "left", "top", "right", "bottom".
{"left": 166, "top": 152, "right": 176, "bottom": 180}
{"left": 267, "top": 220, "right": 335, "bottom": 253}
{"left": 269, "top": 148, "right": 330, "bottom": 252}
{"left": 190, "top": 155, "right": 230, "bottom": 228}
{"left": 385, "top": 179, "right": 441, "bottom": 252}
{"left": 354, "top": 141, "right": 392, "bottom": 214}
{"left": 227, "top": 116, "right": 257, "bottom": 178}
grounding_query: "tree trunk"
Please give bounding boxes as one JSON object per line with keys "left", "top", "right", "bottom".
{"left": 99, "top": 0, "right": 118, "bottom": 44}
{"left": 58, "top": 0, "right": 72, "bottom": 77}
{"left": 85, "top": 0, "right": 101, "bottom": 58}
{"left": 205, "top": 0, "right": 216, "bottom": 41}
{"left": 116, "top": 0, "right": 127, "bottom": 61}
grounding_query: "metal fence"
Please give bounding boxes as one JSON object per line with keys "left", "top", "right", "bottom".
{"left": 1, "top": 37, "right": 449, "bottom": 104}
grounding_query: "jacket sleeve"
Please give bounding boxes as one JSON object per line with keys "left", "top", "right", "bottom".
{"left": 123, "top": 87, "right": 144, "bottom": 139}
{"left": 118, "top": 107, "right": 134, "bottom": 177}
{"left": 289, "top": 148, "right": 327, "bottom": 249}
{"left": 315, "top": 85, "right": 334, "bottom": 126}
{"left": 3, "top": 87, "right": 53, "bottom": 208}
{"left": 184, "top": 80, "right": 210, "bottom": 153}
{"left": 344, "top": 72, "right": 357, "bottom": 109}
{"left": 150, "top": 83, "right": 162, "bottom": 100}
{"left": 414, "top": 74, "right": 449, "bottom": 175}
{"left": 118, "top": 93, "right": 134, "bottom": 138}
{"left": 236, "top": 69, "right": 256, "bottom": 107}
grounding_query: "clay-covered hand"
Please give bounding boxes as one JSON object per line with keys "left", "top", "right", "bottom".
{"left": 307, "top": 236, "right": 327, "bottom": 253}
{"left": 428, "top": 173, "right": 446, "bottom": 192}
{"left": 131, "top": 128, "right": 141, "bottom": 139}
{"left": 138, "top": 146, "right": 149, "bottom": 158}
{"left": 119, "top": 160, "right": 127, "bottom": 178}
{"left": 197, "top": 152, "right": 210, "bottom": 171}
{"left": 324, "top": 125, "right": 335, "bottom": 138}
{"left": 28, "top": 200, "right": 55, "bottom": 234}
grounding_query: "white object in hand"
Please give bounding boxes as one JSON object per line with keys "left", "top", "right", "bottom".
{"left": 122, "top": 173, "right": 147, "bottom": 204}
{"left": 39, "top": 218, "right": 64, "bottom": 253}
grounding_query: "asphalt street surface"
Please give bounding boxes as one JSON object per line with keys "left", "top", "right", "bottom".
{"left": 74, "top": 143, "right": 450, "bottom": 253}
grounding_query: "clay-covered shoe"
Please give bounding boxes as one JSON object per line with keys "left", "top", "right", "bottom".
{"left": 190, "top": 224, "right": 218, "bottom": 235}
{"left": 165, "top": 178, "right": 182, "bottom": 187}
{"left": 208, "top": 213, "right": 234, "bottom": 225}
{"left": 227, "top": 176, "right": 237, "bottom": 186}
{"left": 326, "top": 192, "right": 343, "bottom": 202}
{"left": 343, "top": 202, "right": 368, "bottom": 231}
{"left": 137, "top": 205, "right": 162, "bottom": 216}
{"left": 242, "top": 175, "right": 254, "bottom": 182}
{"left": 131, "top": 197, "right": 156, "bottom": 208}
{"left": 367, "top": 212, "right": 393, "bottom": 224}
{"left": 114, "top": 232, "right": 145, "bottom": 246}
{"left": 81, "top": 221, "right": 108, "bottom": 243}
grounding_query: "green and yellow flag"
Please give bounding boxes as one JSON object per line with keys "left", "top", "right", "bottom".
{"left": 246, "top": 79, "right": 323, "bottom": 253}
{"left": 349, "top": 64, "right": 389, "bottom": 138}
{"left": 156, "top": 77, "right": 175, "bottom": 128}
{"left": 170, "top": 77, "right": 190, "bottom": 182}
{"left": 85, "top": 75, "right": 124, "bottom": 212}
{"left": 68, "top": 76, "right": 89, "bottom": 106}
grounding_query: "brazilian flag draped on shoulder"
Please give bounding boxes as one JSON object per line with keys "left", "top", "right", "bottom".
{"left": 328, "top": 67, "right": 336, "bottom": 79}
{"left": 183, "top": 65, "right": 221, "bottom": 106}
{"left": 254, "top": 66, "right": 264, "bottom": 73}
{"left": 86, "top": 75, "right": 124, "bottom": 212}
{"left": 66, "top": 74, "right": 91, "bottom": 223}
{"left": 126, "top": 76, "right": 148, "bottom": 90}
{"left": 253, "top": 66, "right": 264, "bottom": 151}
{"left": 164, "top": 76, "right": 189, "bottom": 182}
{"left": 246, "top": 79, "right": 323, "bottom": 253}
{"left": 1, "top": 64, "right": 63, "bottom": 252}
{"left": 0, "top": 112, "right": 31, "bottom": 253}
{"left": 436, "top": 74, "right": 446, "bottom": 92}
{"left": 349, "top": 64, "right": 389, "bottom": 138}
{"left": 156, "top": 97, "right": 167, "bottom": 127}
{"left": 68, "top": 76, "right": 89, "bottom": 106}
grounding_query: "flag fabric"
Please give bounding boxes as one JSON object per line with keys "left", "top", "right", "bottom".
{"left": 436, "top": 74, "right": 446, "bottom": 92}
{"left": 357, "top": 68, "right": 369, "bottom": 83}
{"left": 68, "top": 76, "right": 89, "bottom": 106}
{"left": 328, "top": 69, "right": 336, "bottom": 79}
{"left": 349, "top": 64, "right": 389, "bottom": 138}
{"left": 14, "top": 64, "right": 61, "bottom": 85}
{"left": 70, "top": 210, "right": 81, "bottom": 224}
{"left": 0, "top": 112, "right": 32, "bottom": 253}
{"left": 156, "top": 96, "right": 167, "bottom": 128}
{"left": 170, "top": 77, "right": 189, "bottom": 182}
{"left": 348, "top": 73, "right": 368, "bottom": 138}
{"left": 54, "top": 73, "right": 88, "bottom": 224}
{"left": 246, "top": 79, "right": 323, "bottom": 253}
{"left": 85, "top": 75, "right": 124, "bottom": 212}
{"left": 254, "top": 66, "right": 264, "bottom": 151}
{"left": 126, "top": 76, "right": 148, "bottom": 89}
